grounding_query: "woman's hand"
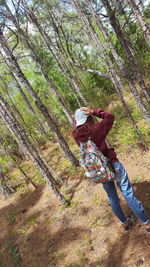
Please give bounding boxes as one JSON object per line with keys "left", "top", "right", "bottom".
{"left": 80, "top": 107, "right": 93, "bottom": 115}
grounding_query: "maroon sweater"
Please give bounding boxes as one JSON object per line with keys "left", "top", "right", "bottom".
{"left": 72, "top": 110, "right": 118, "bottom": 163}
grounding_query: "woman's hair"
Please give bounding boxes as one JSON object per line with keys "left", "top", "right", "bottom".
{"left": 76, "top": 115, "right": 95, "bottom": 128}
{"left": 86, "top": 115, "right": 95, "bottom": 124}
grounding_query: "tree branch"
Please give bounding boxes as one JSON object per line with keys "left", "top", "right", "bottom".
{"left": 73, "top": 63, "right": 110, "bottom": 79}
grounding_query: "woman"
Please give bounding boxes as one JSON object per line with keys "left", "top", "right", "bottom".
{"left": 72, "top": 107, "right": 150, "bottom": 232}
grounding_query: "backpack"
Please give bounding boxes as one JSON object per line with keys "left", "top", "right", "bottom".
{"left": 79, "top": 138, "right": 114, "bottom": 183}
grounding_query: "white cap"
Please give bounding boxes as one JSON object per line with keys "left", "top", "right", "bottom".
{"left": 75, "top": 109, "right": 89, "bottom": 127}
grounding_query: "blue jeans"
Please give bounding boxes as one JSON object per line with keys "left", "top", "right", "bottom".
{"left": 102, "top": 161, "right": 149, "bottom": 224}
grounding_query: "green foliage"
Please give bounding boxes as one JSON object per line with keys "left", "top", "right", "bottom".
{"left": 92, "top": 194, "right": 105, "bottom": 206}
{"left": 91, "top": 220, "right": 106, "bottom": 228}
{"left": 16, "top": 184, "right": 27, "bottom": 194}
{"left": 0, "top": 157, "right": 7, "bottom": 168}
{"left": 144, "top": 3, "right": 150, "bottom": 18}
{"left": 81, "top": 234, "right": 92, "bottom": 249}
{"left": 32, "top": 173, "right": 44, "bottom": 185}
{"left": 18, "top": 228, "right": 28, "bottom": 236}
{"left": 5, "top": 242, "right": 22, "bottom": 266}
{"left": 8, "top": 246, "right": 22, "bottom": 265}
{"left": 60, "top": 160, "right": 71, "bottom": 170}
{"left": 76, "top": 249, "right": 88, "bottom": 265}
{"left": 95, "top": 257, "right": 104, "bottom": 267}
{"left": 7, "top": 215, "right": 16, "bottom": 224}
{"left": 27, "top": 215, "right": 38, "bottom": 226}
{"left": 109, "top": 98, "right": 150, "bottom": 153}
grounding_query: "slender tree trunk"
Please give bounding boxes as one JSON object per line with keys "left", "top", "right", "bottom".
{"left": 111, "top": 0, "right": 126, "bottom": 15}
{"left": 102, "top": 0, "right": 150, "bottom": 104}
{"left": 139, "top": 0, "right": 145, "bottom": 12}
{"left": 88, "top": 0, "right": 125, "bottom": 72}
{"left": 87, "top": 1, "right": 150, "bottom": 123}
{"left": 20, "top": 0, "right": 87, "bottom": 106}
{"left": 12, "top": 74, "right": 47, "bottom": 136}
{"left": 73, "top": 63, "right": 110, "bottom": 79}
{"left": 1, "top": 140, "right": 38, "bottom": 189}
{"left": 125, "top": 0, "right": 150, "bottom": 47}
{"left": 3, "top": 2, "right": 74, "bottom": 126}
{"left": 0, "top": 29, "right": 78, "bottom": 166}
{"left": 2, "top": 68, "right": 48, "bottom": 137}
{"left": 1, "top": 77, "right": 41, "bottom": 148}
{"left": 1, "top": 136, "right": 64, "bottom": 189}
{"left": 3, "top": 143, "right": 38, "bottom": 189}
{"left": 71, "top": 0, "right": 150, "bottom": 123}
{"left": 0, "top": 172, "right": 14, "bottom": 198}
{"left": 49, "top": 10, "right": 89, "bottom": 94}
{"left": 71, "top": 0, "right": 149, "bottom": 148}
{"left": 2, "top": 0, "right": 81, "bottom": 110}
{"left": 18, "top": 166, "right": 38, "bottom": 189}
{"left": 24, "top": 38, "right": 74, "bottom": 125}
{"left": 0, "top": 95, "right": 68, "bottom": 205}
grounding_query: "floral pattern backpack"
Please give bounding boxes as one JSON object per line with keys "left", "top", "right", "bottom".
{"left": 79, "top": 138, "right": 114, "bottom": 183}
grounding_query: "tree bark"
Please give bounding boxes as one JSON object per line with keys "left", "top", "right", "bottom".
{"left": 71, "top": 0, "right": 149, "bottom": 148}
{"left": 0, "top": 65, "right": 47, "bottom": 137}
{"left": 88, "top": 0, "right": 125, "bottom": 73}
{"left": 73, "top": 63, "right": 110, "bottom": 79}
{"left": 125, "top": 0, "right": 150, "bottom": 47}
{"left": 102, "top": 0, "right": 150, "bottom": 104}
{"left": 0, "top": 95, "right": 68, "bottom": 205}
{"left": 0, "top": 29, "right": 78, "bottom": 166}
{"left": 71, "top": 0, "right": 150, "bottom": 124}
{"left": 87, "top": 0, "right": 150, "bottom": 123}
{"left": 1, "top": 140, "right": 38, "bottom": 189}
{"left": 18, "top": 166, "right": 38, "bottom": 189}
{"left": 3, "top": 2, "right": 74, "bottom": 126}
{"left": 0, "top": 172, "right": 14, "bottom": 199}
{"left": 49, "top": 10, "right": 89, "bottom": 95}
{"left": 20, "top": 0, "right": 87, "bottom": 106}
{"left": 11, "top": 72, "right": 48, "bottom": 136}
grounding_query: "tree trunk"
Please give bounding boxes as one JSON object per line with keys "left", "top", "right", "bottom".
{"left": 87, "top": 0, "right": 150, "bottom": 123}
{"left": 0, "top": 95, "right": 68, "bottom": 205}
{"left": 102, "top": 0, "right": 150, "bottom": 104}
{"left": 48, "top": 8, "right": 88, "bottom": 90}
{"left": 3, "top": 2, "right": 74, "bottom": 126}
{"left": 12, "top": 73, "right": 48, "bottom": 136}
{"left": 88, "top": 0, "right": 125, "bottom": 73}
{"left": 18, "top": 166, "right": 38, "bottom": 189}
{"left": 71, "top": 0, "right": 149, "bottom": 148}
{"left": 0, "top": 65, "right": 47, "bottom": 137}
{"left": 139, "top": 0, "right": 145, "bottom": 12}
{"left": 125, "top": 0, "right": 150, "bottom": 47}
{"left": 0, "top": 29, "right": 78, "bottom": 166}
{"left": 111, "top": 0, "right": 126, "bottom": 15}
{"left": 2, "top": 139, "right": 38, "bottom": 189}
{"left": 1, "top": 77, "right": 40, "bottom": 148}
{"left": 20, "top": 0, "right": 87, "bottom": 106}
{"left": 0, "top": 172, "right": 14, "bottom": 199}
{"left": 73, "top": 63, "right": 110, "bottom": 79}
{"left": 49, "top": 10, "right": 89, "bottom": 96}
{"left": 71, "top": 0, "right": 150, "bottom": 124}
{"left": 25, "top": 39, "right": 74, "bottom": 125}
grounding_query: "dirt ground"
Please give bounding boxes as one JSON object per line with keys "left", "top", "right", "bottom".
{"left": 0, "top": 148, "right": 150, "bottom": 267}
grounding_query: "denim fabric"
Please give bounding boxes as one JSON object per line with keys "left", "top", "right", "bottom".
{"left": 102, "top": 161, "right": 149, "bottom": 224}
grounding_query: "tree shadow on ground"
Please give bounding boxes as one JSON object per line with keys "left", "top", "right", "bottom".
{"left": 0, "top": 185, "right": 46, "bottom": 267}
{"left": 101, "top": 181, "right": 150, "bottom": 267}
{"left": 0, "top": 184, "right": 45, "bottom": 217}
{"left": 1, "top": 181, "right": 150, "bottom": 267}
{"left": 132, "top": 181, "right": 150, "bottom": 217}
{"left": 66, "top": 175, "right": 83, "bottom": 200}
{"left": 0, "top": 184, "right": 90, "bottom": 267}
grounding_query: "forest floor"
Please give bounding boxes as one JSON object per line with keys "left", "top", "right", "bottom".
{"left": 0, "top": 141, "right": 150, "bottom": 267}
